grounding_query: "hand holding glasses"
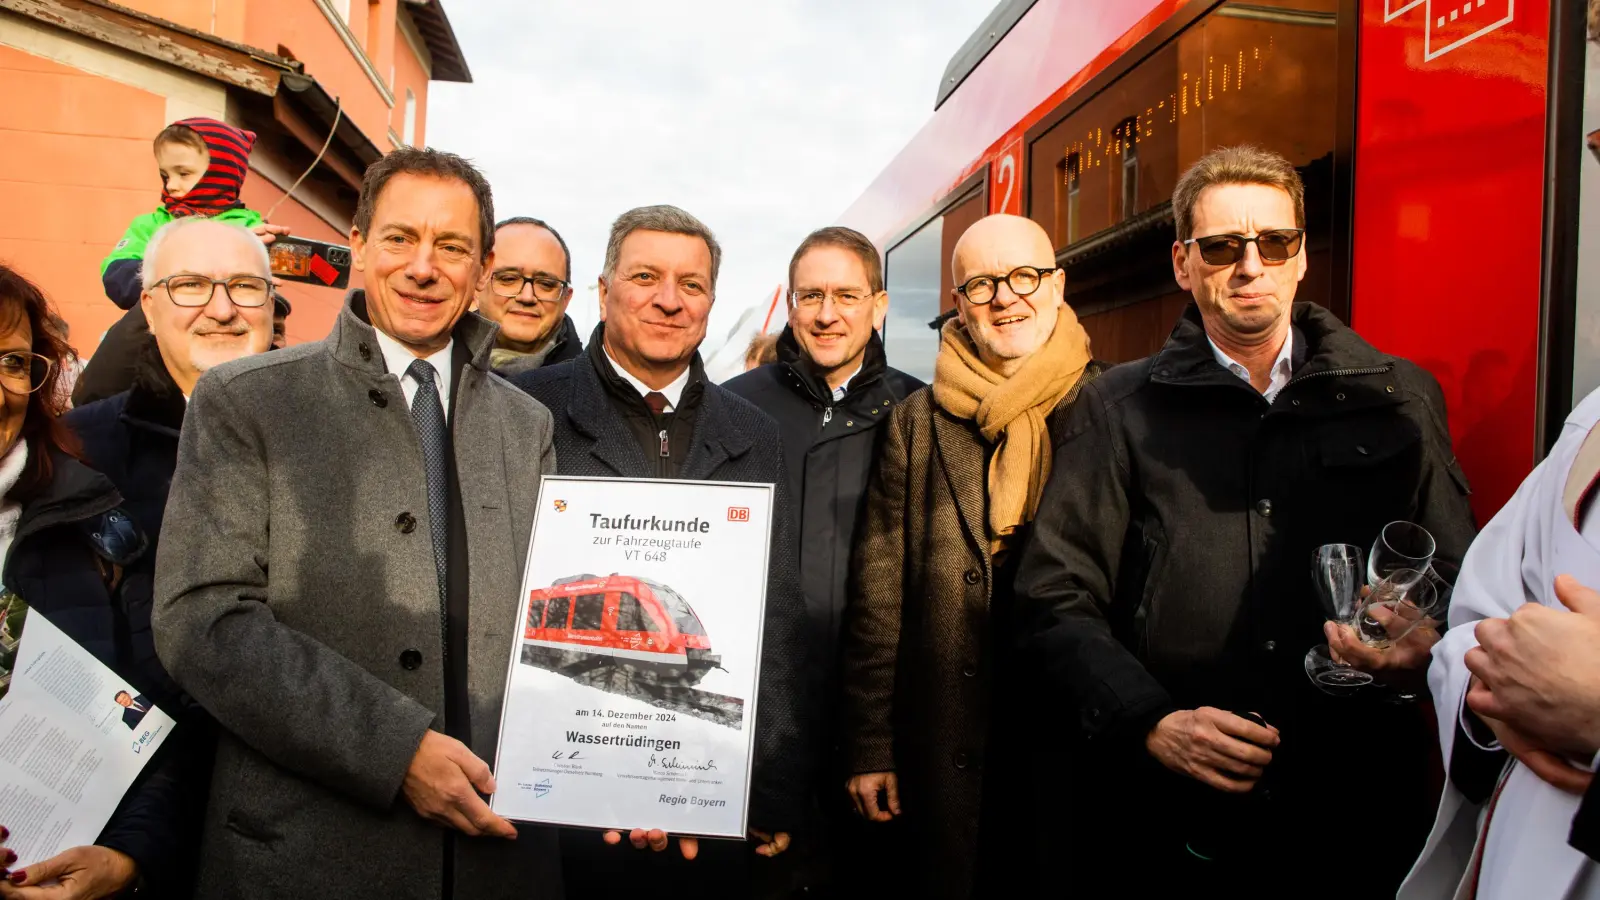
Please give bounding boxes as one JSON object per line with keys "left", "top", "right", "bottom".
{"left": 1304, "top": 522, "right": 1445, "bottom": 696}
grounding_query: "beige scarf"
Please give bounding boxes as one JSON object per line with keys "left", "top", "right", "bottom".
{"left": 932, "top": 304, "right": 1092, "bottom": 551}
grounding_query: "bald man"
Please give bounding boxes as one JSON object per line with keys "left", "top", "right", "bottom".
{"left": 837, "top": 213, "right": 1102, "bottom": 898}
{"left": 1012, "top": 146, "right": 1475, "bottom": 896}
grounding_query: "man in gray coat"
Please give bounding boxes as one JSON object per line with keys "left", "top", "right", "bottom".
{"left": 152, "top": 147, "right": 562, "bottom": 899}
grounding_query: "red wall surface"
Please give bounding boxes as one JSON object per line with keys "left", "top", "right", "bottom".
{"left": 1350, "top": 0, "right": 1549, "bottom": 521}
{"left": 0, "top": 44, "right": 169, "bottom": 356}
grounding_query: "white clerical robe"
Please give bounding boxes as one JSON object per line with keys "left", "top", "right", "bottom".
{"left": 1400, "top": 387, "right": 1600, "bottom": 900}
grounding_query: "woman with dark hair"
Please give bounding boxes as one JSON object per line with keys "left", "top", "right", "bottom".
{"left": 0, "top": 264, "right": 205, "bottom": 899}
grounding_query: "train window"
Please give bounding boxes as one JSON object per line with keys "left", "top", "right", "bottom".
{"left": 527, "top": 597, "right": 547, "bottom": 629}
{"left": 882, "top": 217, "right": 944, "bottom": 384}
{"left": 1118, "top": 117, "right": 1139, "bottom": 222}
{"left": 545, "top": 595, "right": 571, "bottom": 630}
{"left": 1064, "top": 152, "right": 1082, "bottom": 244}
{"left": 616, "top": 593, "right": 662, "bottom": 633}
{"left": 572, "top": 593, "right": 605, "bottom": 630}
{"left": 1026, "top": 0, "right": 1341, "bottom": 362}
{"left": 882, "top": 187, "right": 986, "bottom": 382}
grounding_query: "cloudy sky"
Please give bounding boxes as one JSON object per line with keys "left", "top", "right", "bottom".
{"left": 430, "top": 0, "right": 995, "bottom": 377}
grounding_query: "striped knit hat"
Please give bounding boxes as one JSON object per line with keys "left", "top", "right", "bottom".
{"left": 160, "top": 117, "right": 257, "bottom": 218}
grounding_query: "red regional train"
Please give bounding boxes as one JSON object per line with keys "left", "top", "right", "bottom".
{"left": 522, "top": 573, "right": 722, "bottom": 686}
{"left": 842, "top": 0, "right": 1596, "bottom": 523}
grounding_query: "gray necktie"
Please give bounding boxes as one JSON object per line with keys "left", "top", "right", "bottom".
{"left": 406, "top": 360, "right": 449, "bottom": 620}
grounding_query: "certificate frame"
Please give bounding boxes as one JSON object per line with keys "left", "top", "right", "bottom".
{"left": 490, "top": 475, "right": 775, "bottom": 839}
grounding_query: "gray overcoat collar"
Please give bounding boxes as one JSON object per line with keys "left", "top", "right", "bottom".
{"left": 328, "top": 289, "right": 500, "bottom": 377}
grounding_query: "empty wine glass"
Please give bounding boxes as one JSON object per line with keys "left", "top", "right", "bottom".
{"left": 1369, "top": 521, "right": 1435, "bottom": 587}
{"left": 1304, "top": 544, "right": 1373, "bottom": 690}
{"left": 1354, "top": 569, "right": 1442, "bottom": 649}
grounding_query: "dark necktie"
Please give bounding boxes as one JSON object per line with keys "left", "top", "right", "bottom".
{"left": 406, "top": 360, "right": 450, "bottom": 624}
{"left": 644, "top": 391, "right": 669, "bottom": 415}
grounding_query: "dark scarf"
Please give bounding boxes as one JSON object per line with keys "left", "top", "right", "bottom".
{"left": 161, "top": 118, "right": 256, "bottom": 218}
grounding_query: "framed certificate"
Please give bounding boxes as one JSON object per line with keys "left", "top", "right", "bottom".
{"left": 490, "top": 475, "right": 774, "bottom": 839}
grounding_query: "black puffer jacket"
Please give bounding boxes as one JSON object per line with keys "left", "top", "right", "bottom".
{"left": 6, "top": 443, "right": 209, "bottom": 897}
{"left": 1014, "top": 302, "right": 1478, "bottom": 895}
{"left": 723, "top": 328, "right": 922, "bottom": 710}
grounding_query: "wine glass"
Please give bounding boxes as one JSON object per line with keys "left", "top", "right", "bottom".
{"left": 1354, "top": 569, "right": 1442, "bottom": 650}
{"left": 1369, "top": 521, "right": 1435, "bottom": 587}
{"left": 1304, "top": 544, "right": 1372, "bottom": 691}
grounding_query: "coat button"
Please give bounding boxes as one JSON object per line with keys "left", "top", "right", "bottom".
{"left": 963, "top": 663, "right": 977, "bottom": 678}
{"left": 395, "top": 512, "right": 417, "bottom": 533}
{"left": 369, "top": 388, "right": 388, "bottom": 408}
{"left": 358, "top": 341, "right": 372, "bottom": 361}
{"left": 1336, "top": 392, "right": 1347, "bottom": 401}
{"left": 1356, "top": 445, "right": 1370, "bottom": 456}
{"left": 964, "top": 569, "right": 981, "bottom": 585}
{"left": 1255, "top": 499, "right": 1273, "bottom": 517}
{"left": 1263, "top": 640, "right": 1277, "bottom": 652}
{"left": 953, "top": 752, "right": 969, "bottom": 769}
{"left": 399, "top": 648, "right": 423, "bottom": 670}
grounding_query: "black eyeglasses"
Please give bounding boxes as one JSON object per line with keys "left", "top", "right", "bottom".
{"left": 1183, "top": 229, "right": 1305, "bottom": 266}
{"left": 152, "top": 274, "right": 271, "bottom": 308}
{"left": 490, "top": 270, "right": 570, "bottom": 302}
{"left": 955, "top": 266, "right": 1061, "bottom": 305}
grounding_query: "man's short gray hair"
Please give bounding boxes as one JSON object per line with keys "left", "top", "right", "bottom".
{"left": 141, "top": 218, "right": 271, "bottom": 290}
{"left": 601, "top": 205, "right": 721, "bottom": 294}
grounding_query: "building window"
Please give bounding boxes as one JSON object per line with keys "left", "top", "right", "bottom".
{"left": 403, "top": 89, "right": 417, "bottom": 146}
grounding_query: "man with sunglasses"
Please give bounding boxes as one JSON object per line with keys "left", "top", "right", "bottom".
{"left": 1014, "top": 145, "right": 1476, "bottom": 896}
{"left": 474, "top": 216, "right": 583, "bottom": 375}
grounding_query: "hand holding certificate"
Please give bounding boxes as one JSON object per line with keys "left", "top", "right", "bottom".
{"left": 0, "top": 598, "right": 173, "bottom": 883}
{"left": 491, "top": 476, "right": 775, "bottom": 842}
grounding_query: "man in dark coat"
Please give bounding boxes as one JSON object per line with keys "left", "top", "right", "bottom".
{"left": 723, "top": 226, "right": 921, "bottom": 893}
{"left": 838, "top": 214, "right": 1102, "bottom": 899}
{"left": 511, "top": 204, "right": 806, "bottom": 900}
{"left": 8, "top": 216, "right": 274, "bottom": 895}
{"left": 152, "top": 148, "right": 562, "bottom": 900}
{"left": 474, "top": 216, "right": 582, "bottom": 376}
{"left": 1014, "top": 146, "right": 1477, "bottom": 897}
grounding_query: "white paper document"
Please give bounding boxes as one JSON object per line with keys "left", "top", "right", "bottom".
{"left": 491, "top": 476, "right": 774, "bottom": 838}
{"left": 0, "top": 604, "right": 175, "bottom": 868}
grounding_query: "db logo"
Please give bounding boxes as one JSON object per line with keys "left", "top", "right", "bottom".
{"left": 552, "top": 500, "right": 567, "bottom": 512}
{"left": 727, "top": 507, "right": 750, "bottom": 522}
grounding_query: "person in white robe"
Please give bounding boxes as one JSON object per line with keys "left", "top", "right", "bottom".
{"left": 1401, "top": 387, "right": 1600, "bottom": 900}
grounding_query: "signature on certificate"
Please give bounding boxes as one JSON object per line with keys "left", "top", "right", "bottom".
{"left": 648, "top": 753, "right": 717, "bottom": 772}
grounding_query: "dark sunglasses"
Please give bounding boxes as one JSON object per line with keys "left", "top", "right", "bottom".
{"left": 1183, "top": 228, "right": 1306, "bottom": 266}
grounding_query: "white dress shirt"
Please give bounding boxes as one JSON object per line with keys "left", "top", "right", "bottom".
{"left": 830, "top": 363, "right": 863, "bottom": 402}
{"left": 604, "top": 348, "right": 690, "bottom": 413}
{"left": 1208, "top": 330, "right": 1294, "bottom": 404}
{"left": 373, "top": 327, "right": 454, "bottom": 417}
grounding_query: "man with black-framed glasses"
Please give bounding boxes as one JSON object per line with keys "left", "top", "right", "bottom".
{"left": 55, "top": 217, "right": 273, "bottom": 896}
{"left": 1014, "top": 145, "right": 1477, "bottom": 896}
{"left": 474, "top": 216, "right": 583, "bottom": 375}
{"left": 837, "top": 213, "right": 1102, "bottom": 897}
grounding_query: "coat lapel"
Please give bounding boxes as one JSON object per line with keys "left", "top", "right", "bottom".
{"left": 564, "top": 354, "right": 651, "bottom": 477}
{"left": 680, "top": 388, "right": 751, "bottom": 480}
{"left": 931, "top": 409, "right": 991, "bottom": 581}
